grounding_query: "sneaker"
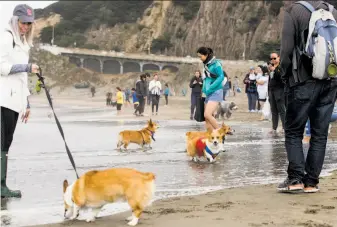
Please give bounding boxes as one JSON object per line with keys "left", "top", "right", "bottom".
{"left": 268, "top": 129, "right": 277, "bottom": 136}
{"left": 277, "top": 178, "right": 304, "bottom": 193}
{"left": 304, "top": 185, "right": 320, "bottom": 193}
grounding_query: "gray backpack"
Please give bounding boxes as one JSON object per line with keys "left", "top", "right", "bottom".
{"left": 296, "top": 1, "right": 337, "bottom": 79}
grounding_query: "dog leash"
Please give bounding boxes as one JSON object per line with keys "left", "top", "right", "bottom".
{"left": 36, "top": 68, "right": 80, "bottom": 179}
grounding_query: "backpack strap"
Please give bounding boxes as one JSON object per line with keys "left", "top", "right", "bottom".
{"left": 6, "top": 31, "right": 15, "bottom": 48}
{"left": 296, "top": 1, "right": 315, "bottom": 13}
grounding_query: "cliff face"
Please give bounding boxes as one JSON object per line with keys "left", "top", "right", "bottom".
{"left": 36, "top": 1, "right": 291, "bottom": 60}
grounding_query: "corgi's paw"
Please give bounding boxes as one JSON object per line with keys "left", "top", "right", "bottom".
{"left": 127, "top": 217, "right": 139, "bottom": 226}
{"left": 192, "top": 157, "right": 198, "bottom": 162}
{"left": 126, "top": 216, "right": 133, "bottom": 221}
{"left": 86, "top": 217, "right": 96, "bottom": 222}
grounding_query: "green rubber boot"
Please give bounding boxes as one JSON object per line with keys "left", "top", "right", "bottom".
{"left": 1, "top": 151, "right": 21, "bottom": 198}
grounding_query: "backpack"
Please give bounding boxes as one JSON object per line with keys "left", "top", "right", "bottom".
{"left": 296, "top": 1, "right": 337, "bottom": 79}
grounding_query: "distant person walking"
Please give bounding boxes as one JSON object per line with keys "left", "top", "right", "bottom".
{"left": 149, "top": 73, "right": 162, "bottom": 115}
{"left": 243, "top": 67, "right": 258, "bottom": 112}
{"left": 131, "top": 88, "right": 139, "bottom": 111}
{"left": 90, "top": 86, "right": 96, "bottom": 97}
{"left": 116, "top": 87, "right": 123, "bottom": 115}
{"left": 164, "top": 83, "right": 170, "bottom": 106}
{"left": 135, "top": 74, "right": 147, "bottom": 116}
{"left": 1, "top": 4, "right": 40, "bottom": 198}
{"left": 233, "top": 76, "right": 239, "bottom": 96}
{"left": 189, "top": 70, "right": 203, "bottom": 120}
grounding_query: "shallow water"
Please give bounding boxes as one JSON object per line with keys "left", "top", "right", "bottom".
{"left": 1, "top": 104, "right": 337, "bottom": 227}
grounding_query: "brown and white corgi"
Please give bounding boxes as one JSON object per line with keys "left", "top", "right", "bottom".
{"left": 117, "top": 119, "right": 159, "bottom": 151}
{"left": 63, "top": 168, "right": 155, "bottom": 226}
{"left": 186, "top": 128, "right": 226, "bottom": 163}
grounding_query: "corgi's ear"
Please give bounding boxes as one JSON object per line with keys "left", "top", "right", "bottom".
{"left": 63, "top": 179, "right": 68, "bottom": 193}
{"left": 149, "top": 118, "right": 153, "bottom": 125}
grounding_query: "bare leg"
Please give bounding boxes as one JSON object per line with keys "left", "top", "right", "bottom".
{"left": 204, "top": 101, "right": 220, "bottom": 130}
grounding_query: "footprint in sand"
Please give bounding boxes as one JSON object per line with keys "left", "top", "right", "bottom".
{"left": 304, "top": 208, "right": 320, "bottom": 214}
{"left": 321, "top": 205, "right": 335, "bottom": 210}
{"left": 204, "top": 202, "right": 234, "bottom": 209}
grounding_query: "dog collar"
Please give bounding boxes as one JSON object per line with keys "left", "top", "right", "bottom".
{"left": 147, "top": 129, "right": 156, "bottom": 141}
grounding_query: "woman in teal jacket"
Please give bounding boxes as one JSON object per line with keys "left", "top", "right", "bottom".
{"left": 197, "top": 47, "right": 226, "bottom": 130}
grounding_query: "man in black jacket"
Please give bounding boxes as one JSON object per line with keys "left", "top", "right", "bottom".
{"left": 278, "top": 1, "right": 337, "bottom": 193}
{"left": 189, "top": 70, "right": 203, "bottom": 120}
{"left": 268, "top": 53, "right": 286, "bottom": 136}
{"left": 135, "top": 74, "right": 147, "bottom": 116}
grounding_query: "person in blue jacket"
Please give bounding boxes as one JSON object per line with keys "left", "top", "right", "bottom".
{"left": 197, "top": 47, "right": 225, "bottom": 131}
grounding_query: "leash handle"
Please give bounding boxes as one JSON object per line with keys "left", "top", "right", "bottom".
{"left": 36, "top": 68, "right": 80, "bottom": 179}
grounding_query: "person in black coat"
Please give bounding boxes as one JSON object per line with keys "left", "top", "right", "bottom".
{"left": 189, "top": 70, "right": 203, "bottom": 120}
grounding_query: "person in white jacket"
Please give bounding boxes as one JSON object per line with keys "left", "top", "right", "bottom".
{"left": 0, "top": 4, "right": 40, "bottom": 198}
{"left": 148, "top": 73, "right": 162, "bottom": 115}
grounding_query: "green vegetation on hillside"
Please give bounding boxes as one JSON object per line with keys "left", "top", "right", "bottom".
{"left": 151, "top": 33, "right": 173, "bottom": 54}
{"left": 256, "top": 40, "right": 280, "bottom": 61}
{"left": 38, "top": 1, "right": 152, "bottom": 48}
{"left": 172, "top": 0, "right": 201, "bottom": 21}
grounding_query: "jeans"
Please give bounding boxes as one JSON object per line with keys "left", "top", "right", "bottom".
{"left": 1, "top": 107, "right": 19, "bottom": 153}
{"left": 191, "top": 93, "right": 201, "bottom": 116}
{"left": 269, "top": 87, "right": 286, "bottom": 130}
{"left": 151, "top": 94, "right": 160, "bottom": 113}
{"left": 285, "top": 79, "right": 337, "bottom": 186}
{"left": 247, "top": 92, "right": 257, "bottom": 111}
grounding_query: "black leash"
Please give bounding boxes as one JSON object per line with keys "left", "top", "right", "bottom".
{"left": 36, "top": 69, "right": 80, "bottom": 179}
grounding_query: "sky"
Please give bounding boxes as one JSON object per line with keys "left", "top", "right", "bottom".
{"left": 0, "top": 1, "right": 57, "bottom": 31}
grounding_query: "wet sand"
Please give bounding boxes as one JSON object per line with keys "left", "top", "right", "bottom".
{"left": 3, "top": 91, "right": 337, "bottom": 227}
{"left": 36, "top": 171, "right": 337, "bottom": 227}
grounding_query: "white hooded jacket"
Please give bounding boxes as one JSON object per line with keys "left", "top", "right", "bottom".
{"left": 0, "top": 26, "right": 31, "bottom": 114}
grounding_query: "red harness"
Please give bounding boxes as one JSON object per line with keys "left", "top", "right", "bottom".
{"left": 195, "top": 137, "right": 207, "bottom": 157}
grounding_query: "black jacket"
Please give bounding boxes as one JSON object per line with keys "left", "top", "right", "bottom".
{"left": 269, "top": 65, "right": 284, "bottom": 90}
{"left": 136, "top": 80, "right": 147, "bottom": 98}
{"left": 189, "top": 76, "right": 203, "bottom": 94}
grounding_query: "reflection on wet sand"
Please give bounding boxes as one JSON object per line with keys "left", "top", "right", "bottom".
{"left": 0, "top": 106, "right": 336, "bottom": 227}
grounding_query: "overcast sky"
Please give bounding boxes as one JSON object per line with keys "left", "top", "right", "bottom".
{"left": 0, "top": 1, "right": 57, "bottom": 31}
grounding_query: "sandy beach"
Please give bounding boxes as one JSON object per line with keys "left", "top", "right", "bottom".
{"left": 35, "top": 171, "right": 337, "bottom": 227}
{"left": 26, "top": 90, "right": 337, "bottom": 227}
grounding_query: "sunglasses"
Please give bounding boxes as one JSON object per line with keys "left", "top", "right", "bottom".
{"left": 270, "top": 57, "right": 277, "bottom": 60}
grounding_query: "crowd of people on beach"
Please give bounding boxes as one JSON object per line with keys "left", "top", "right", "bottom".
{"left": 1, "top": 1, "right": 337, "bottom": 202}
{"left": 105, "top": 72, "right": 171, "bottom": 117}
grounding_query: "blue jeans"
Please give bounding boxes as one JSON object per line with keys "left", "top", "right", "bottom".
{"left": 247, "top": 92, "right": 257, "bottom": 111}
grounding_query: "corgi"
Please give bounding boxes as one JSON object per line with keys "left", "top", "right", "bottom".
{"left": 117, "top": 119, "right": 158, "bottom": 151}
{"left": 185, "top": 123, "right": 234, "bottom": 139}
{"left": 63, "top": 168, "right": 155, "bottom": 226}
{"left": 186, "top": 128, "right": 226, "bottom": 163}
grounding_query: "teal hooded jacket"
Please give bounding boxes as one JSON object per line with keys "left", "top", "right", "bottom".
{"left": 202, "top": 58, "right": 225, "bottom": 96}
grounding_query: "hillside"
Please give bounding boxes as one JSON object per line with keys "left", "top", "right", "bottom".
{"left": 34, "top": 1, "right": 337, "bottom": 61}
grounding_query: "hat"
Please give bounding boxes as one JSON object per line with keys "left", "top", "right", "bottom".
{"left": 249, "top": 66, "right": 254, "bottom": 70}
{"left": 13, "top": 4, "right": 34, "bottom": 23}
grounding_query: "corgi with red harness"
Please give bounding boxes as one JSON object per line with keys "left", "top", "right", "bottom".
{"left": 186, "top": 128, "right": 226, "bottom": 163}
